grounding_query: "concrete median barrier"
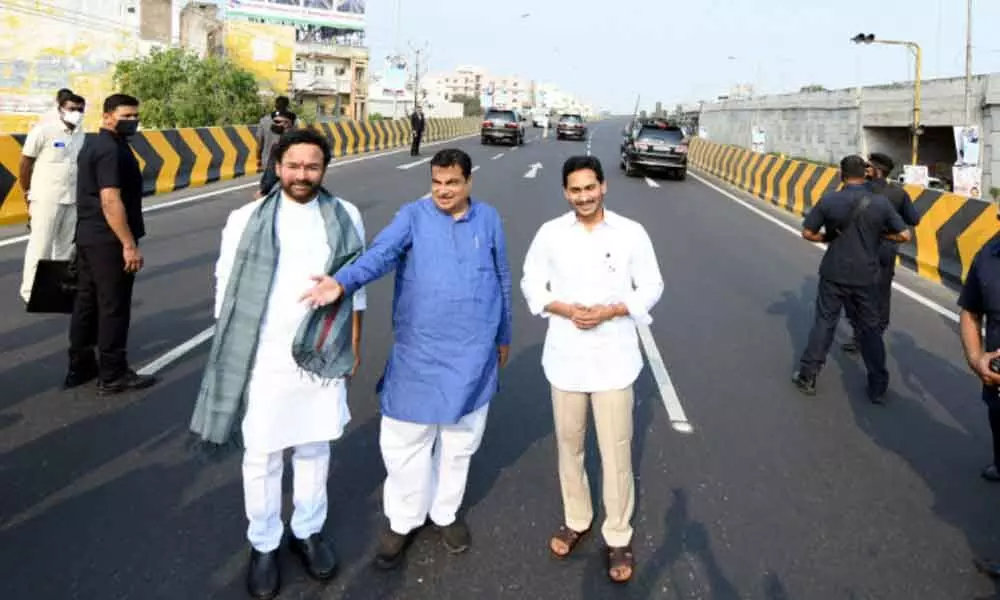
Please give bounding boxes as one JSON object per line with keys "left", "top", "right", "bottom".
{"left": 689, "top": 137, "right": 1000, "bottom": 287}
{"left": 0, "top": 116, "right": 481, "bottom": 227}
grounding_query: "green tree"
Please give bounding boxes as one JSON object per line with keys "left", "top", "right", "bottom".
{"left": 451, "top": 94, "right": 483, "bottom": 117}
{"left": 113, "top": 47, "right": 266, "bottom": 129}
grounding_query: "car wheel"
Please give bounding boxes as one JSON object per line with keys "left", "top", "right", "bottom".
{"left": 481, "top": 137, "right": 488, "bottom": 145}
{"left": 624, "top": 159, "right": 637, "bottom": 177}
{"left": 676, "top": 169, "right": 687, "bottom": 181}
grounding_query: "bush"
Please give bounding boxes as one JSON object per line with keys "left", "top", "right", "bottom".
{"left": 113, "top": 47, "right": 266, "bottom": 129}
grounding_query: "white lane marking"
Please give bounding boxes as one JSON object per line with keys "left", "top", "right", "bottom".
{"left": 636, "top": 323, "right": 693, "bottom": 433}
{"left": 586, "top": 132, "right": 593, "bottom": 156}
{"left": 491, "top": 153, "right": 505, "bottom": 160}
{"left": 524, "top": 162, "right": 543, "bottom": 178}
{"left": 472, "top": 165, "right": 481, "bottom": 172}
{"left": 511, "top": 146, "right": 519, "bottom": 152}
{"left": 644, "top": 177, "right": 660, "bottom": 188}
{"left": 136, "top": 327, "right": 214, "bottom": 376}
{"left": 689, "top": 171, "right": 961, "bottom": 323}
{"left": 397, "top": 156, "right": 432, "bottom": 170}
{"left": 0, "top": 133, "right": 479, "bottom": 249}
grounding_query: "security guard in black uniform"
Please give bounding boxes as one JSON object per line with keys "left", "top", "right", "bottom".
{"left": 959, "top": 209, "right": 1000, "bottom": 579}
{"left": 792, "top": 155, "right": 912, "bottom": 402}
{"left": 842, "top": 152, "right": 921, "bottom": 353}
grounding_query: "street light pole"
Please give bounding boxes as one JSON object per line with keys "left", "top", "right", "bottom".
{"left": 964, "top": 0, "right": 973, "bottom": 127}
{"left": 851, "top": 33, "right": 923, "bottom": 165}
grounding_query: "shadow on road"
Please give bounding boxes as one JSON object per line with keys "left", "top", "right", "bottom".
{"left": 832, "top": 332, "right": 1000, "bottom": 599}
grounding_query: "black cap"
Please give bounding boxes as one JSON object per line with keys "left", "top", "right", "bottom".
{"left": 867, "top": 152, "right": 894, "bottom": 174}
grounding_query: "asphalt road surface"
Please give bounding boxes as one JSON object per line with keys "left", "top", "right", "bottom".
{"left": 2, "top": 119, "right": 1000, "bottom": 600}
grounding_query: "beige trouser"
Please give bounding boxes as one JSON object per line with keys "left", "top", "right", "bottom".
{"left": 551, "top": 385, "right": 635, "bottom": 547}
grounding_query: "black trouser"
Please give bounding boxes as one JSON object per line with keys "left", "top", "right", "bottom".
{"left": 990, "top": 404, "right": 1000, "bottom": 467}
{"left": 799, "top": 277, "right": 889, "bottom": 395}
{"left": 68, "top": 242, "right": 136, "bottom": 382}
{"left": 848, "top": 250, "right": 895, "bottom": 335}
{"left": 410, "top": 131, "right": 423, "bottom": 155}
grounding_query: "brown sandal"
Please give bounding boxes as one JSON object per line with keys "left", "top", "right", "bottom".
{"left": 548, "top": 525, "right": 589, "bottom": 558}
{"left": 607, "top": 545, "right": 634, "bottom": 583}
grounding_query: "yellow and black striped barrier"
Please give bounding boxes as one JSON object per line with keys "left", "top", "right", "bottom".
{"left": 688, "top": 137, "right": 1000, "bottom": 286}
{"left": 0, "top": 116, "right": 481, "bottom": 226}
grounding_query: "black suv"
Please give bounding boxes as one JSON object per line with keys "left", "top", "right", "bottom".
{"left": 620, "top": 119, "right": 688, "bottom": 179}
{"left": 481, "top": 109, "right": 525, "bottom": 145}
{"left": 556, "top": 113, "right": 587, "bottom": 140}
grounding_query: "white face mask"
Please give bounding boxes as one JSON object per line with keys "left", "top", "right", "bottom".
{"left": 62, "top": 110, "right": 83, "bottom": 127}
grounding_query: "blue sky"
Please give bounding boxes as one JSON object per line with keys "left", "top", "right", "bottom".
{"left": 360, "top": 0, "right": 1000, "bottom": 113}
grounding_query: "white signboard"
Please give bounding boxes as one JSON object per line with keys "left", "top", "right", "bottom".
{"left": 902, "top": 164, "right": 929, "bottom": 187}
{"left": 953, "top": 165, "right": 983, "bottom": 199}
{"left": 954, "top": 125, "right": 981, "bottom": 167}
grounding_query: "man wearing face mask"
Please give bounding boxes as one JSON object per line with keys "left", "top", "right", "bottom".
{"left": 67, "top": 93, "right": 157, "bottom": 394}
{"left": 256, "top": 110, "right": 296, "bottom": 199}
{"left": 18, "top": 93, "right": 87, "bottom": 304}
{"left": 255, "top": 97, "right": 294, "bottom": 169}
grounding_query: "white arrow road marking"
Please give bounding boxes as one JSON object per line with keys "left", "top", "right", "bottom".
{"left": 397, "top": 157, "right": 431, "bottom": 170}
{"left": 491, "top": 153, "right": 504, "bottom": 160}
{"left": 645, "top": 177, "right": 660, "bottom": 188}
{"left": 472, "top": 165, "right": 480, "bottom": 172}
{"left": 524, "top": 162, "right": 543, "bottom": 178}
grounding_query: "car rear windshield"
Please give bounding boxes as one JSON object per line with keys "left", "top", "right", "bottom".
{"left": 485, "top": 111, "right": 516, "bottom": 122}
{"left": 559, "top": 115, "right": 582, "bottom": 123}
{"left": 636, "top": 127, "right": 684, "bottom": 143}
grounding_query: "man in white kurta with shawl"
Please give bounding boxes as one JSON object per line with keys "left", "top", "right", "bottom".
{"left": 189, "top": 129, "right": 366, "bottom": 600}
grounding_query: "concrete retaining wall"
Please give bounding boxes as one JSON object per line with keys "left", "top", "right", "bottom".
{"left": 699, "top": 74, "right": 1000, "bottom": 196}
{"left": 688, "top": 136, "right": 1000, "bottom": 288}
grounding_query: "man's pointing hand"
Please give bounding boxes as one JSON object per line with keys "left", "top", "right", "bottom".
{"left": 300, "top": 275, "right": 344, "bottom": 308}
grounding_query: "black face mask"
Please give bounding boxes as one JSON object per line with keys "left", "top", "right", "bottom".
{"left": 116, "top": 119, "right": 139, "bottom": 137}
{"left": 270, "top": 124, "right": 285, "bottom": 134}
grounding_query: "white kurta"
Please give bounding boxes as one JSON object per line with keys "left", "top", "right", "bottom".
{"left": 214, "top": 192, "right": 367, "bottom": 454}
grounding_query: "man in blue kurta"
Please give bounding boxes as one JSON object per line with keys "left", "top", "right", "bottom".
{"left": 300, "top": 147, "right": 513, "bottom": 569}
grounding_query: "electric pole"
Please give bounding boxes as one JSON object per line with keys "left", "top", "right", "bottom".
{"left": 409, "top": 41, "right": 429, "bottom": 113}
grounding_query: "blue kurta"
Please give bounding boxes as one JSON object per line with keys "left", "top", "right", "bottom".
{"left": 334, "top": 197, "right": 513, "bottom": 424}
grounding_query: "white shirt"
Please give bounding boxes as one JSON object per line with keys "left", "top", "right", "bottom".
{"left": 215, "top": 192, "right": 367, "bottom": 453}
{"left": 21, "top": 119, "right": 85, "bottom": 205}
{"left": 520, "top": 209, "right": 664, "bottom": 393}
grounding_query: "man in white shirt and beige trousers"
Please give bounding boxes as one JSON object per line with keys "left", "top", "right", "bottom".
{"left": 521, "top": 155, "right": 663, "bottom": 585}
{"left": 18, "top": 92, "right": 87, "bottom": 303}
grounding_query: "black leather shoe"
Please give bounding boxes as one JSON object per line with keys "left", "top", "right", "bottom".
{"left": 974, "top": 556, "right": 1000, "bottom": 578}
{"left": 246, "top": 548, "right": 280, "bottom": 600}
{"left": 290, "top": 533, "right": 337, "bottom": 581}
{"left": 436, "top": 518, "right": 471, "bottom": 554}
{"left": 64, "top": 364, "right": 99, "bottom": 389}
{"left": 374, "top": 525, "right": 415, "bottom": 570}
{"left": 97, "top": 369, "right": 158, "bottom": 396}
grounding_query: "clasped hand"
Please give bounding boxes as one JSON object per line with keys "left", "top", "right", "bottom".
{"left": 566, "top": 303, "right": 617, "bottom": 330}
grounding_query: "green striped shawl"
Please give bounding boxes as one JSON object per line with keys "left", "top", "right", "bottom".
{"left": 189, "top": 187, "right": 363, "bottom": 448}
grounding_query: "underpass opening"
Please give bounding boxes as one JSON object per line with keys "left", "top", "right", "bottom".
{"left": 864, "top": 126, "right": 957, "bottom": 191}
